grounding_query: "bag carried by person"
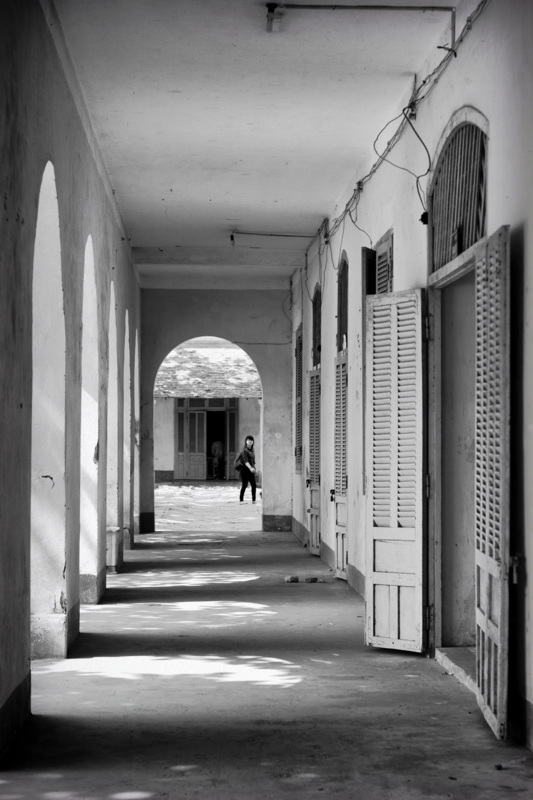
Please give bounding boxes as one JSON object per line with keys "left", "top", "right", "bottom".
{"left": 234, "top": 451, "right": 243, "bottom": 471}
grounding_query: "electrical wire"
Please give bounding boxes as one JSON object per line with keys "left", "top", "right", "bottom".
{"left": 305, "top": 0, "right": 490, "bottom": 259}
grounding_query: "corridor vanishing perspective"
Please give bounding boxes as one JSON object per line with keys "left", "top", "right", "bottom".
{"left": 4, "top": 485, "right": 533, "bottom": 798}
{"left": 3, "top": 0, "right": 533, "bottom": 781}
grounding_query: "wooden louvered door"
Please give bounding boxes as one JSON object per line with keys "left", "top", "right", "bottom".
{"left": 474, "top": 226, "right": 510, "bottom": 739}
{"left": 335, "top": 355, "right": 348, "bottom": 578}
{"left": 188, "top": 411, "right": 206, "bottom": 479}
{"left": 365, "top": 290, "right": 425, "bottom": 651}
{"left": 308, "top": 368, "right": 321, "bottom": 555}
{"left": 175, "top": 408, "right": 186, "bottom": 479}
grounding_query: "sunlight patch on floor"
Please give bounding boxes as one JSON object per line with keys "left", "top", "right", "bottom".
{"left": 33, "top": 654, "right": 302, "bottom": 688}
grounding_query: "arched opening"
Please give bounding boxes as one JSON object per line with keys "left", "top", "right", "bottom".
{"left": 153, "top": 336, "right": 263, "bottom": 531}
{"left": 31, "top": 162, "right": 68, "bottom": 657}
{"left": 79, "top": 235, "right": 101, "bottom": 603}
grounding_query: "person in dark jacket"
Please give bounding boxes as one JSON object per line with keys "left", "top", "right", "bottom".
{"left": 235, "top": 435, "right": 257, "bottom": 503}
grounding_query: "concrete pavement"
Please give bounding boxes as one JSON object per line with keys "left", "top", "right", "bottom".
{"left": 3, "top": 483, "right": 533, "bottom": 799}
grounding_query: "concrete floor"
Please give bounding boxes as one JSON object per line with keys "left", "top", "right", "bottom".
{"left": 3, "top": 484, "right": 533, "bottom": 799}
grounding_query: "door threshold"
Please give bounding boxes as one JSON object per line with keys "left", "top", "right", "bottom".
{"left": 435, "top": 646, "right": 476, "bottom": 696}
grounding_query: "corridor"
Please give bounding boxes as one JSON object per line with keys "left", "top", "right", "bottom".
{"left": 4, "top": 485, "right": 533, "bottom": 799}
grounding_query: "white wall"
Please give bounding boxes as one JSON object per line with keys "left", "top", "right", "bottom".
{"left": 292, "top": 0, "right": 533, "bottom": 743}
{"left": 154, "top": 398, "right": 175, "bottom": 472}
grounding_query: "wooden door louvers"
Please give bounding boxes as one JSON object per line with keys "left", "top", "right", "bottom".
{"left": 365, "top": 289, "right": 425, "bottom": 652}
{"left": 335, "top": 356, "right": 348, "bottom": 495}
{"left": 474, "top": 225, "right": 510, "bottom": 739}
{"left": 309, "top": 369, "right": 321, "bottom": 485}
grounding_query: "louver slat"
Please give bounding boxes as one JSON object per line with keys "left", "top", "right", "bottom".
{"left": 365, "top": 290, "right": 424, "bottom": 652}
{"left": 295, "top": 328, "right": 303, "bottom": 470}
{"left": 474, "top": 227, "right": 510, "bottom": 739}
{"left": 335, "top": 358, "right": 348, "bottom": 495}
{"left": 309, "top": 370, "right": 321, "bottom": 485}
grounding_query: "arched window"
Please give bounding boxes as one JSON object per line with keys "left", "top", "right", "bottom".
{"left": 337, "top": 258, "right": 348, "bottom": 352}
{"left": 429, "top": 122, "right": 487, "bottom": 272}
{"left": 312, "top": 285, "right": 321, "bottom": 367}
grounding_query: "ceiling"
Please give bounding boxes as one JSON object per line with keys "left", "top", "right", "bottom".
{"left": 53, "top": 0, "right": 456, "bottom": 288}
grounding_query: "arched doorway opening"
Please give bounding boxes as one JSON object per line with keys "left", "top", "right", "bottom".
{"left": 31, "top": 162, "right": 68, "bottom": 657}
{"left": 153, "top": 337, "right": 263, "bottom": 531}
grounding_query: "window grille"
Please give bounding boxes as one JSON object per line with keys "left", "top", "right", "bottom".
{"left": 429, "top": 123, "right": 487, "bottom": 272}
{"left": 295, "top": 326, "right": 303, "bottom": 471}
{"left": 337, "top": 259, "right": 348, "bottom": 351}
{"left": 312, "top": 285, "right": 322, "bottom": 367}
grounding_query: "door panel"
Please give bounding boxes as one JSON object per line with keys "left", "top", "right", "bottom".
{"left": 175, "top": 408, "right": 185, "bottom": 479}
{"left": 188, "top": 410, "right": 206, "bottom": 479}
{"left": 308, "top": 369, "right": 321, "bottom": 555}
{"left": 335, "top": 356, "right": 348, "bottom": 578}
{"left": 226, "top": 409, "right": 237, "bottom": 480}
{"left": 474, "top": 226, "right": 510, "bottom": 739}
{"left": 365, "top": 290, "right": 425, "bottom": 652}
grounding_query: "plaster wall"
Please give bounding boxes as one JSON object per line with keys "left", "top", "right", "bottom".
{"left": 154, "top": 398, "right": 175, "bottom": 472}
{"left": 141, "top": 290, "right": 292, "bottom": 531}
{"left": 292, "top": 0, "right": 533, "bottom": 741}
{"left": 0, "top": 0, "right": 140, "bottom": 757}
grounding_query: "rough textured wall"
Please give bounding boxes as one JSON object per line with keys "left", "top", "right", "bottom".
{"left": 0, "top": 0, "right": 140, "bottom": 757}
{"left": 141, "top": 289, "right": 292, "bottom": 530}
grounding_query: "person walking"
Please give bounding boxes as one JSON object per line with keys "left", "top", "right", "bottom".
{"left": 235, "top": 435, "right": 257, "bottom": 503}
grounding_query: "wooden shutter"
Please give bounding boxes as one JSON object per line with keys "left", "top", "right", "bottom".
{"left": 376, "top": 234, "right": 393, "bottom": 295}
{"left": 474, "top": 226, "right": 510, "bottom": 739}
{"left": 365, "top": 289, "right": 425, "bottom": 652}
{"left": 295, "top": 327, "right": 303, "bottom": 471}
{"left": 309, "top": 369, "right": 321, "bottom": 485}
{"left": 337, "top": 260, "right": 348, "bottom": 351}
{"left": 335, "top": 356, "right": 347, "bottom": 495}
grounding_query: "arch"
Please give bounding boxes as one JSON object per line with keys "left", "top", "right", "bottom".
{"left": 31, "top": 162, "right": 67, "bottom": 657}
{"left": 153, "top": 336, "right": 263, "bottom": 490}
{"left": 106, "top": 283, "right": 120, "bottom": 531}
{"left": 312, "top": 284, "right": 322, "bottom": 367}
{"left": 139, "top": 291, "right": 292, "bottom": 534}
{"left": 337, "top": 256, "right": 349, "bottom": 352}
{"left": 123, "top": 310, "right": 132, "bottom": 538}
{"left": 79, "top": 235, "right": 101, "bottom": 603}
{"left": 428, "top": 108, "right": 489, "bottom": 272}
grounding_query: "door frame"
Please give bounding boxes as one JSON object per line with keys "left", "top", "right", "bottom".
{"left": 427, "top": 240, "right": 480, "bottom": 654}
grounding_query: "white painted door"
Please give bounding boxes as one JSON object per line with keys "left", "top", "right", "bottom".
{"left": 188, "top": 411, "right": 206, "bottom": 479}
{"left": 365, "top": 289, "right": 425, "bottom": 652}
{"left": 226, "top": 409, "right": 237, "bottom": 480}
{"left": 334, "top": 355, "right": 348, "bottom": 578}
{"left": 308, "top": 368, "right": 321, "bottom": 555}
{"left": 474, "top": 226, "right": 510, "bottom": 739}
{"left": 175, "top": 408, "right": 185, "bottom": 479}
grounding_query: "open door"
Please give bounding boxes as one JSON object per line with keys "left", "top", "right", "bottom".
{"left": 474, "top": 226, "right": 510, "bottom": 739}
{"left": 365, "top": 289, "right": 426, "bottom": 652}
{"left": 308, "top": 368, "right": 321, "bottom": 555}
{"left": 334, "top": 354, "right": 348, "bottom": 578}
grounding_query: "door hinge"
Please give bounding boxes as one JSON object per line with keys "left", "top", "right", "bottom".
{"left": 425, "top": 606, "right": 435, "bottom": 631}
{"left": 425, "top": 474, "right": 431, "bottom": 498}
{"left": 424, "top": 315, "right": 432, "bottom": 341}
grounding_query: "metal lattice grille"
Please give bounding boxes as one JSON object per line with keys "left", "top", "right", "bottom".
{"left": 309, "top": 371, "right": 321, "bottom": 484}
{"left": 430, "top": 123, "right": 487, "bottom": 272}
{"left": 335, "top": 359, "right": 347, "bottom": 495}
